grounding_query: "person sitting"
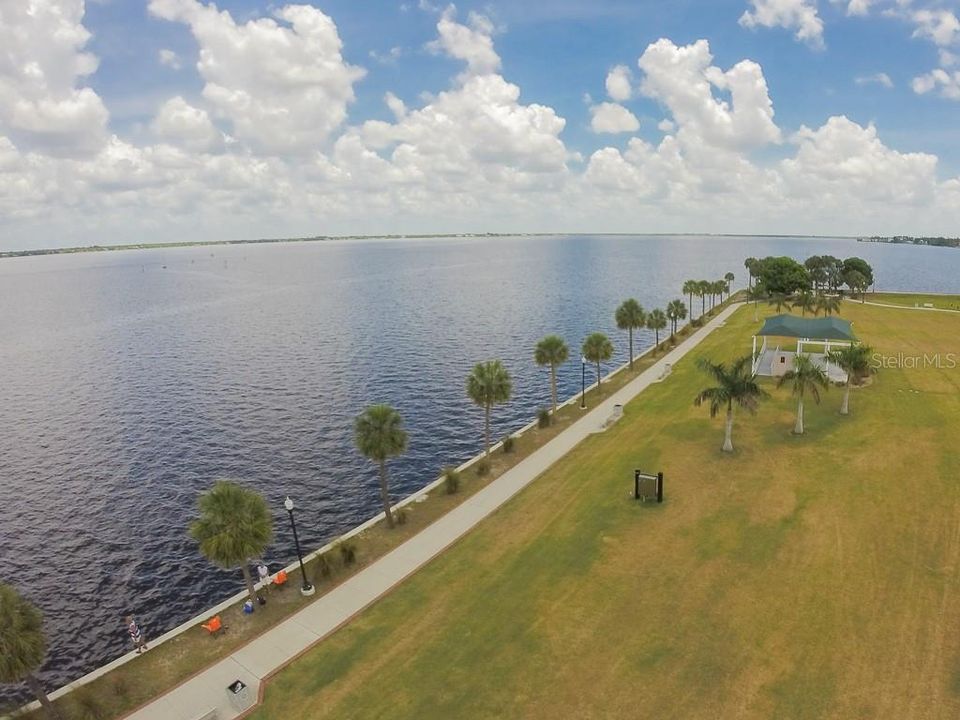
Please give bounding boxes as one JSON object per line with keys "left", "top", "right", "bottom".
{"left": 273, "top": 569, "right": 289, "bottom": 588}
{"left": 201, "top": 615, "right": 223, "bottom": 636}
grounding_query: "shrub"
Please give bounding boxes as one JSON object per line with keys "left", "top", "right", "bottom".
{"left": 443, "top": 466, "right": 461, "bottom": 495}
{"left": 395, "top": 507, "right": 409, "bottom": 526}
{"left": 537, "top": 408, "right": 551, "bottom": 429}
{"left": 315, "top": 552, "right": 333, "bottom": 579}
{"left": 67, "top": 688, "right": 107, "bottom": 720}
{"left": 475, "top": 459, "right": 491, "bottom": 477}
{"left": 337, "top": 540, "right": 357, "bottom": 566}
{"left": 502, "top": 436, "right": 515, "bottom": 453}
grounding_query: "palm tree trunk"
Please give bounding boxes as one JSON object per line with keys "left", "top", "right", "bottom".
{"left": 484, "top": 404, "right": 491, "bottom": 455}
{"left": 550, "top": 364, "right": 558, "bottom": 413}
{"left": 378, "top": 460, "right": 395, "bottom": 528}
{"left": 628, "top": 327, "right": 634, "bottom": 369}
{"left": 25, "top": 675, "right": 61, "bottom": 720}
{"left": 795, "top": 398, "right": 805, "bottom": 435}
{"left": 841, "top": 382, "right": 851, "bottom": 415}
{"left": 241, "top": 562, "right": 257, "bottom": 606}
{"left": 596, "top": 361, "right": 602, "bottom": 398}
{"left": 687, "top": 293, "right": 693, "bottom": 319}
{"left": 722, "top": 405, "right": 734, "bottom": 453}
{"left": 701, "top": 295, "right": 706, "bottom": 315}
{"left": 654, "top": 329, "right": 659, "bottom": 347}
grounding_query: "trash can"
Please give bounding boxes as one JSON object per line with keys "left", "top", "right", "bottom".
{"left": 227, "top": 679, "right": 253, "bottom": 711}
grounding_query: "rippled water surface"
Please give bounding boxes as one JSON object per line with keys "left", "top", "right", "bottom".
{"left": 2, "top": 234, "right": 959, "bottom": 704}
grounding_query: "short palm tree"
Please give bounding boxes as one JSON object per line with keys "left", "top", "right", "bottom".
{"left": 581, "top": 332, "right": 613, "bottom": 398}
{"left": 768, "top": 293, "right": 791, "bottom": 313}
{"left": 777, "top": 354, "right": 830, "bottom": 435}
{"left": 647, "top": 308, "right": 668, "bottom": 347}
{"left": 615, "top": 299, "right": 645, "bottom": 369}
{"left": 827, "top": 344, "right": 875, "bottom": 415}
{"left": 792, "top": 290, "right": 817, "bottom": 316}
{"left": 466, "top": 360, "right": 512, "bottom": 455}
{"left": 683, "top": 280, "right": 698, "bottom": 319}
{"left": 724, "top": 272, "right": 735, "bottom": 299}
{"left": 817, "top": 294, "right": 842, "bottom": 316}
{"left": 534, "top": 335, "right": 569, "bottom": 413}
{"left": 666, "top": 299, "right": 687, "bottom": 336}
{"left": 189, "top": 480, "right": 273, "bottom": 607}
{"left": 694, "top": 355, "right": 766, "bottom": 452}
{"left": 355, "top": 404, "right": 408, "bottom": 528}
{"left": 0, "top": 584, "right": 61, "bottom": 719}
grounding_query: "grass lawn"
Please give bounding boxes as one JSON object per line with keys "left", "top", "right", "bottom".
{"left": 10, "top": 304, "right": 727, "bottom": 720}
{"left": 250, "top": 299, "right": 960, "bottom": 720}
{"left": 869, "top": 293, "right": 960, "bottom": 311}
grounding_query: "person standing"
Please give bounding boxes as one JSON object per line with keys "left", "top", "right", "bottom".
{"left": 126, "top": 615, "right": 148, "bottom": 654}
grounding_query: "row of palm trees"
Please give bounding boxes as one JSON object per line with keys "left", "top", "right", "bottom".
{"left": 695, "top": 344, "right": 875, "bottom": 452}
{"left": 683, "top": 274, "right": 735, "bottom": 319}
{"left": 755, "top": 289, "right": 842, "bottom": 318}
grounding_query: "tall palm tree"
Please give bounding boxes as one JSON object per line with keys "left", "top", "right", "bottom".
{"left": 581, "top": 332, "right": 614, "bottom": 398}
{"left": 744, "top": 258, "right": 758, "bottom": 289}
{"left": 697, "top": 280, "right": 710, "bottom": 316}
{"left": 714, "top": 280, "right": 726, "bottom": 307}
{"left": 827, "top": 344, "right": 875, "bottom": 415}
{"left": 724, "top": 271, "right": 735, "bottom": 299}
{"left": 666, "top": 299, "right": 687, "bottom": 336}
{"left": 792, "top": 290, "right": 817, "bottom": 316}
{"left": 647, "top": 308, "right": 668, "bottom": 347}
{"left": 0, "top": 584, "right": 61, "bottom": 719}
{"left": 694, "top": 355, "right": 766, "bottom": 453}
{"left": 615, "top": 299, "right": 646, "bottom": 369}
{"left": 189, "top": 480, "right": 274, "bottom": 606}
{"left": 534, "top": 335, "right": 569, "bottom": 413}
{"left": 683, "top": 280, "right": 698, "bottom": 319}
{"left": 466, "top": 360, "right": 513, "bottom": 456}
{"left": 355, "top": 404, "right": 409, "bottom": 528}
{"left": 777, "top": 354, "right": 829, "bottom": 435}
{"left": 817, "top": 295, "right": 842, "bottom": 316}
{"left": 745, "top": 285, "right": 765, "bottom": 322}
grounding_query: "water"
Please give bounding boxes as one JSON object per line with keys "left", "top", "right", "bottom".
{"left": 1, "top": 234, "right": 958, "bottom": 704}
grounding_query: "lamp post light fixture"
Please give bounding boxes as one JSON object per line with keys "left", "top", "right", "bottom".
{"left": 284, "top": 496, "right": 315, "bottom": 597}
{"left": 580, "top": 355, "right": 587, "bottom": 410}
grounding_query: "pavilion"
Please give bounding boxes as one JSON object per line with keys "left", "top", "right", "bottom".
{"left": 751, "top": 314, "right": 857, "bottom": 382}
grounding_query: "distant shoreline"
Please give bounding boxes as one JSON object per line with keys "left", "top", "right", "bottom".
{"left": 0, "top": 232, "right": 859, "bottom": 259}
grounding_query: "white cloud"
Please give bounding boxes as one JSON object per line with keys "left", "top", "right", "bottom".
{"left": 911, "top": 9, "right": 960, "bottom": 47}
{"left": 0, "top": 0, "right": 109, "bottom": 156}
{"left": 147, "top": 0, "right": 366, "bottom": 155}
{"left": 589, "top": 103, "right": 640, "bottom": 133}
{"left": 638, "top": 39, "right": 782, "bottom": 151}
{"left": 841, "top": 0, "right": 876, "bottom": 16}
{"left": 657, "top": 119, "right": 676, "bottom": 132}
{"left": 940, "top": 49, "right": 959, "bottom": 67}
{"left": 151, "top": 96, "right": 224, "bottom": 152}
{"left": 739, "top": 0, "right": 825, "bottom": 48}
{"left": 426, "top": 6, "right": 501, "bottom": 76}
{"left": 605, "top": 65, "right": 633, "bottom": 101}
{"left": 855, "top": 72, "right": 894, "bottom": 87}
{"left": 158, "top": 49, "right": 182, "bottom": 70}
{"left": 912, "top": 68, "right": 960, "bottom": 99}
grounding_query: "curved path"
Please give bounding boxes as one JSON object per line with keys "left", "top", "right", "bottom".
{"left": 122, "top": 303, "right": 743, "bottom": 720}
{"left": 861, "top": 300, "right": 960, "bottom": 313}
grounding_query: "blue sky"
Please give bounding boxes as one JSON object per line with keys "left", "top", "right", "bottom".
{"left": 1, "top": 0, "right": 959, "bottom": 249}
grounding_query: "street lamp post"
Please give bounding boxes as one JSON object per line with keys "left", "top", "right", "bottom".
{"left": 284, "top": 496, "right": 315, "bottom": 597}
{"left": 580, "top": 356, "right": 587, "bottom": 410}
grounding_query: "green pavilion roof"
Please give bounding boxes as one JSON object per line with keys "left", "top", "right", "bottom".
{"left": 757, "top": 314, "right": 857, "bottom": 341}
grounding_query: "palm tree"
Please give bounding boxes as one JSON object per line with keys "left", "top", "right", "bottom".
{"left": 745, "top": 285, "right": 765, "bottom": 322}
{"left": 0, "top": 584, "right": 61, "bottom": 719}
{"left": 768, "top": 293, "right": 791, "bottom": 313}
{"left": 534, "top": 335, "right": 569, "bottom": 413}
{"left": 666, "top": 299, "right": 687, "bottom": 336}
{"left": 466, "top": 360, "right": 513, "bottom": 455}
{"left": 647, "top": 308, "right": 668, "bottom": 347}
{"left": 697, "top": 280, "right": 710, "bottom": 316}
{"left": 189, "top": 480, "right": 274, "bottom": 607}
{"left": 683, "top": 280, "right": 698, "bottom": 319}
{"left": 744, "top": 258, "right": 758, "bottom": 289}
{"left": 827, "top": 344, "right": 875, "bottom": 415}
{"left": 777, "top": 354, "right": 829, "bottom": 435}
{"left": 581, "top": 332, "right": 614, "bottom": 398}
{"left": 714, "top": 280, "right": 727, "bottom": 307}
{"left": 792, "top": 290, "right": 817, "bottom": 316}
{"left": 817, "top": 295, "right": 842, "bottom": 316}
{"left": 615, "top": 299, "right": 646, "bottom": 369}
{"left": 724, "top": 272, "right": 735, "bottom": 300}
{"left": 694, "top": 355, "right": 766, "bottom": 452}
{"left": 355, "top": 404, "right": 409, "bottom": 528}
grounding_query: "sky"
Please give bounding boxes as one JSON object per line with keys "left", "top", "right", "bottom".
{"left": 1, "top": 0, "right": 959, "bottom": 250}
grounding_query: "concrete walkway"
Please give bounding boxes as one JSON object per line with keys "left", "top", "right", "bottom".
{"left": 123, "top": 303, "right": 742, "bottom": 720}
